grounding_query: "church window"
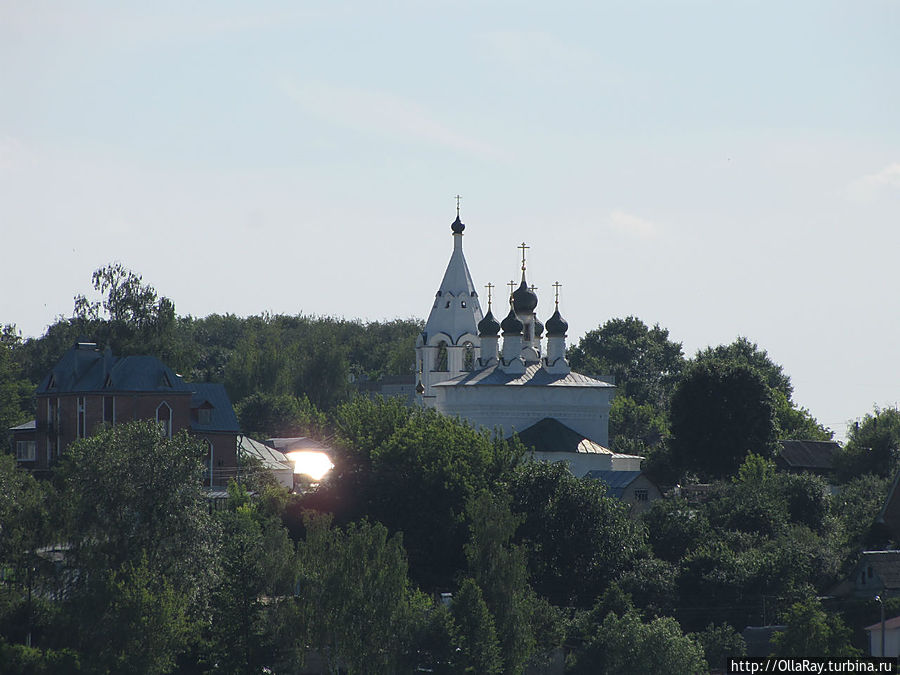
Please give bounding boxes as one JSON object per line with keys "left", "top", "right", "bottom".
{"left": 435, "top": 341, "right": 448, "bottom": 372}
{"left": 463, "top": 342, "right": 475, "bottom": 371}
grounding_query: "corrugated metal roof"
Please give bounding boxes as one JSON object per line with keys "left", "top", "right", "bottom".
{"left": 267, "top": 437, "right": 326, "bottom": 453}
{"left": 433, "top": 362, "right": 615, "bottom": 388}
{"left": 237, "top": 435, "right": 293, "bottom": 471}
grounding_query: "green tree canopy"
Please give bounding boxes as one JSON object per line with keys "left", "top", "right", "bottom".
{"left": 835, "top": 407, "right": 900, "bottom": 480}
{"left": 670, "top": 361, "right": 778, "bottom": 480}
{"left": 567, "top": 316, "right": 684, "bottom": 409}
{"left": 506, "top": 461, "right": 648, "bottom": 607}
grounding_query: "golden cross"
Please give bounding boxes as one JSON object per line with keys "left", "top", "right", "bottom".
{"left": 552, "top": 281, "right": 562, "bottom": 305}
{"left": 455, "top": 194, "right": 461, "bottom": 218}
{"left": 518, "top": 242, "right": 530, "bottom": 271}
{"left": 507, "top": 280, "right": 516, "bottom": 302}
{"left": 485, "top": 282, "right": 494, "bottom": 307}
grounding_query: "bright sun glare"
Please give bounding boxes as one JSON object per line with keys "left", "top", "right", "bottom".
{"left": 287, "top": 451, "right": 334, "bottom": 481}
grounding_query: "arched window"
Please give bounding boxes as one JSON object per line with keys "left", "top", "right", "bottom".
{"left": 156, "top": 401, "right": 172, "bottom": 439}
{"left": 463, "top": 342, "right": 475, "bottom": 371}
{"left": 435, "top": 341, "right": 449, "bottom": 372}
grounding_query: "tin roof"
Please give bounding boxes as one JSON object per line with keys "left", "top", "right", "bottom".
{"left": 433, "top": 362, "right": 615, "bottom": 388}
{"left": 513, "top": 417, "right": 613, "bottom": 455}
{"left": 777, "top": 440, "right": 838, "bottom": 471}
{"left": 190, "top": 382, "right": 239, "bottom": 433}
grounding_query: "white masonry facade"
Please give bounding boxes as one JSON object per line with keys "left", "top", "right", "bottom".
{"left": 415, "top": 211, "right": 615, "bottom": 447}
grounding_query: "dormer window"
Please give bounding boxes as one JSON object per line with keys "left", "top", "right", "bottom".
{"left": 198, "top": 408, "right": 213, "bottom": 425}
{"left": 159, "top": 372, "right": 172, "bottom": 388}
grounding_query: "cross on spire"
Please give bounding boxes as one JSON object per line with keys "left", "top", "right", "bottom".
{"left": 485, "top": 282, "right": 494, "bottom": 309}
{"left": 552, "top": 281, "right": 562, "bottom": 306}
{"left": 530, "top": 284, "right": 538, "bottom": 293}
{"left": 507, "top": 280, "right": 516, "bottom": 303}
{"left": 518, "top": 241, "right": 530, "bottom": 272}
{"left": 455, "top": 194, "right": 461, "bottom": 218}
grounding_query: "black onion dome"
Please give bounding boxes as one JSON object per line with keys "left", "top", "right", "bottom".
{"left": 500, "top": 306, "right": 523, "bottom": 335}
{"left": 478, "top": 309, "right": 501, "bottom": 337}
{"left": 451, "top": 215, "right": 465, "bottom": 234}
{"left": 533, "top": 316, "right": 544, "bottom": 338}
{"left": 512, "top": 279, "right": 538, "bottom": 313}
{"left": 545, "top": 308, "right": 568, "bottom": 336}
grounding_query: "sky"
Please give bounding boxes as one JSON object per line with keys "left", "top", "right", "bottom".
{"left": 2, "top": 1, "right": 898, "bottom": 440}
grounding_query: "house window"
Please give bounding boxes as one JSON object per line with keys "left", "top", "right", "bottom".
{"left": 156, "top": 402, "right": 172, "bottom": 439}
{"left": 77, "top": 397, "right": 86, "bottom": 438}
{"left": 198, "top": 408, "right": 213, "bottom": 425}
{"left": 103, "top": 396, "right": 114, "bottom": 425}
{"left": 16, "top": 441, "right": 36, "bottom": 462}
{"left": 634, "top": 488, "right": 649, "bottom": 502}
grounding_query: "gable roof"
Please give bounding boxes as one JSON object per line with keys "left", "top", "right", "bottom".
{"left": 857, "top": 551, "right": 900, "bottom": 590}
{"left": 777, "top": 440, "right": 839, "bottom": 471}
{"left": 434, "top": 362, "right": 615, "bottom": 389}
{"left": 586, "top": 470, "right": 643, "bottom": 498}
{"left": 189, "top": 382, "right": 239, "bottom": 433}
{"left": 513, "top": 418, "right": 613, "bottom": 455}
{"left": 865, "top": 615, "right": 900, "bottom": 632}
{"left": 266, "top": 437, "right": 327, "bottom": 453}
{"left": 37, "top": 343, "right": 189, "bottom": 395}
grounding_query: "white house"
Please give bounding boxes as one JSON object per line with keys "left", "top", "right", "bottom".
{"left": 865, "top": 615, "right": 900, "bottom": 657}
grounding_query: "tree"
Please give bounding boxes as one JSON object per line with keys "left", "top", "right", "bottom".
{"left": 694, "top": 337, "right": 792, "bottom": 399}
{"left": 771, "top": 597, "right": 860, "bottom": 657}
{"left": 835, "top": 407, "right": 900, "bottom": 480}
{"left": 235, "top": 391, "right": 327, "bottom": 439}
{"left": 0, "top": 325, "right": 34, "bottom": 451}
{"left": 690, "top": 623, "right": 746, "bottom": 673}
{"left": 294, "top": 513, "right": 425, "bottom": 674}
{"left": 608, "top": 394, "right": 668, "bottom": 455}
{"left": 670, "top": 361, "right": 777, "bottom": 480}
{"left": 450, "top": 579, "right": 502, "bottom": 674}
{"left": 464, "top": 491, "right": 535, "bottom": 674}
{"left": 694, "top": 337, "right": 831, "bottom": 440}
{"left": 570, "top": 610, "right": 707, "bottom": 674}
{"left": 567, "top": 316, "right": 684, "bottom": 409}
{"left": 205, "top": 483, "right": 297, "bottom": 674}
{"left": 71, "top": 263, "right": 183, "bottom": 367}
{"left": 506, "top": 461, "right": 648, "bottom": 607}
{"left": 312, "top": 398, "right": 521, "bottom": 589}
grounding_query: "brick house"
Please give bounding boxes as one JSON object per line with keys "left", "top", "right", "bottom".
{"left": 10, "top": 342, "right": 238, "bottom": 486}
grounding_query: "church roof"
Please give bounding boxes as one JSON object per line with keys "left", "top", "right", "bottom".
{"left": 512, "top": 417, "right": 613, "bottom": 454}
{"left": 422, "top": 219, "right": 483, "bottom": 344}
{"left": 432, "top": 362, "right": 616, "bottom": 388}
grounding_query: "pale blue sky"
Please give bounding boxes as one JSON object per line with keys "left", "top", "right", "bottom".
{"left": 2, "top": 1, "right": 898, "bottom": 438}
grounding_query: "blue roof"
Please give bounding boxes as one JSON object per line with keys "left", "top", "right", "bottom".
{"left": 585, "top": 470, "right": 643, "bottom": 498}
{"left": 37, "top": 343, "right": 189, "bottom": 395}
{"left": 190, "top": 382, "right": 239, "bottom": 433}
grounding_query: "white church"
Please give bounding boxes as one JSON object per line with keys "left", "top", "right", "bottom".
{"left": 414, "top": 210, "right": 645, "bottom": 479}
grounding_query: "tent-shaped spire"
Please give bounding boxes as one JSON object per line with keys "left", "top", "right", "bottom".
{"left": 422, "top": 212, "right": 483, "bottom": 344}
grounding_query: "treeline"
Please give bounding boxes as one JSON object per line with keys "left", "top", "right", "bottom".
{"left": 4, "top": 264, "right": 900, "bottom": 671}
